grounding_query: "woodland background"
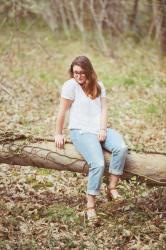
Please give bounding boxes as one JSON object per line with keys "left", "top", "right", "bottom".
{"left": 0, "top": 1, "right": 166, "bottom": 249}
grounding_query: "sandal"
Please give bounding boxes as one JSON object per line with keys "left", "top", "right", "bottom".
{"left": 85, "top": 207, "right": 100, "bottom": 225}
{"left": 107, "top": 187, "right": 124, "bottom": 202}
{"left": 85, "top": 206, "right": 96, "bottom": 220}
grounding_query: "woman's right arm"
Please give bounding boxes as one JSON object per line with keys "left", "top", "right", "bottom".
{"left": 55, "top": 97, "right": 73, "bottom": 148}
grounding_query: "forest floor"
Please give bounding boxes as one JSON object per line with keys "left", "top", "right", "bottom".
{"left": 0, "top": 22, "right": 166, "bottom": 249}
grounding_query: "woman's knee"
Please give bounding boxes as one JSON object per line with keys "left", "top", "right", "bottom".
{"left": 114, "top": 144, "right": 128, "bottom": 155}
{"left": 89, "top": 159, "right": 105, "bottom": 172}
{"left": 121, "top": 144, "right": 128, "bottom": 153}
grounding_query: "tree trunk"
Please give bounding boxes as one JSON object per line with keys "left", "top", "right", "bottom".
{"left": 153, "top": 0, "right": 166, "bottom": 56}
{"left": 129, "top": 0, "right": 139, "bottom": 29}
{"left": 0, "top": 133, "right": 166, "bottom": 186}
{"left": 159, "top": 0, "right": 166, "bottom": 56}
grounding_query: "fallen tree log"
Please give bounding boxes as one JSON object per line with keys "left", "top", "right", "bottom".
{"left": 0, "top": 133, "right": 166, "bottom": 186}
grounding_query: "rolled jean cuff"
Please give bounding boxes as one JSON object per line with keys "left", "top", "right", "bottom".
{"left": 87, "top": 190, "right": 100, "bottom": 196}
{"left": 109, "top": 170, "right": 123, "bottom": 176}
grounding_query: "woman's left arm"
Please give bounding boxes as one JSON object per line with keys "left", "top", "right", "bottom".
{"left": 98, "top": 97, "right": 108, "bottom": 142}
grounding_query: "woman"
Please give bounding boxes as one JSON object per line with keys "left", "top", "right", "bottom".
{"left": 54, "top": 56, "right": 128, "bottom": 221}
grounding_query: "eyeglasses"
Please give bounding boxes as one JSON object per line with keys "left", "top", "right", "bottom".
{"left": 73, "top": 71, "right": 85, "bottom": 76}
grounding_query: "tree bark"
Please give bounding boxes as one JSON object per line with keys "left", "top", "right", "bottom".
{"left": 0, "top": 134, "right": 166, "bottom": 186}
{"left": 129, "top": 0, "right": 139, "bottom": 29}
{"left": 153, "top": 0, "right": 166, "bottom": 56}
{"left": 159, "top": 0, "right": 166, "bottom": 56}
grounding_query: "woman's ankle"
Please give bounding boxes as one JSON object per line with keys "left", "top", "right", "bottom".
{"left": 87, "top": 202, "right": 95, "bottom": 209}
{"left": 87, "top": 194, "right": 96, "bottom": 209}
{"left": 108, "top": 185, "right": 116, "bottom": 189}
{"left": 108, "top": 174, "right": 120, "bottom": 189}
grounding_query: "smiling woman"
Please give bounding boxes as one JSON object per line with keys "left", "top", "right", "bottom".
{"left": 54, "top": 55, "right": 128, "bottom": 223}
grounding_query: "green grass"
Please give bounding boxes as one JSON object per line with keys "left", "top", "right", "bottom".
{"left": 35, "top": 168, "right": 54, "bottom": 175}
{"left": 1, "top": 20, "right": 165, "bottom": 89}
{"left": 147, "top": 103, "right": 158, "bottom": 114}
{"left": 44, "top": 205, "right": 79, "bottom": 224}
{"left": 26, "top": 175, "right": 54, "bottom": 190}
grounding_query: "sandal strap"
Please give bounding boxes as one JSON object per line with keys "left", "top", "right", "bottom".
{"left": 88, "top": 215, "right": 98, "bottom": 222}
{"left": 87, "top": 206, "right": 95, "bottom": 210}
{"left": 108, "top": 187, "right": 117, "bottom": 191}
{"left": 85, "top": 208, "right": 97, "bottom": 221}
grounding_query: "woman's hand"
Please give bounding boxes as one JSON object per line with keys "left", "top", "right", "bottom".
{"left": 55, "top": 134, "right": 65, "bottom": 149}
{"left": 98, "top": 129, "right": 107, "bottom": 142}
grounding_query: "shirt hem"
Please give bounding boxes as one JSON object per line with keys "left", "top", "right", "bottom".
{"left": 69, "top": 128, "right": 99, "bottom": 135}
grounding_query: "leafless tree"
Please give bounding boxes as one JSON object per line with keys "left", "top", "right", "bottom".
{"left": 129, "top": 0, "right": 139, "bottom": 29}
{"left": 157, "top": 0, "right": 166, "bottom": 56}
{"left": 0, "top": 0, "right": 165, "bottom": 55}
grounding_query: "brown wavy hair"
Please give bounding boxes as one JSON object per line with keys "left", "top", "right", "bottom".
{"left": 69, "top": 56, "right": 101, "bottom": 99}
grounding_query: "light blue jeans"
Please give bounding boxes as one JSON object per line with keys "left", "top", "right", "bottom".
{"left": 70, "top": 128, "right": 128, "bottom": 196}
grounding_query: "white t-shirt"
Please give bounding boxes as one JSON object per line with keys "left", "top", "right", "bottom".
{"left": 61, "top": 78, "right": 106, "bottom": 134}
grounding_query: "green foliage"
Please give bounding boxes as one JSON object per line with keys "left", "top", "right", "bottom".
{"left": 45, "top": 205, "right": 79, "bottom": 224}
{"left": 36, "top": 168, "right": 54, "bottom": 175}
{"left": 26, "top": 175, "right": 54, "bottom": 190}
{"left": 147, "top": 103, "right": 157, "bottom": 114}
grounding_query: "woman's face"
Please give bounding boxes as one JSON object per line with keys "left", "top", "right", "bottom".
{"left": 73, "top": 65, "right": 86, "bottom": 85}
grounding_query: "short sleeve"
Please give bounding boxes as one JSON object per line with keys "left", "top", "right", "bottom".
{"left": 61, "top": 80, "right": 75, "bottom": 100}
{"left": 98, "top": 81, "right": 106, "bottom": 97}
